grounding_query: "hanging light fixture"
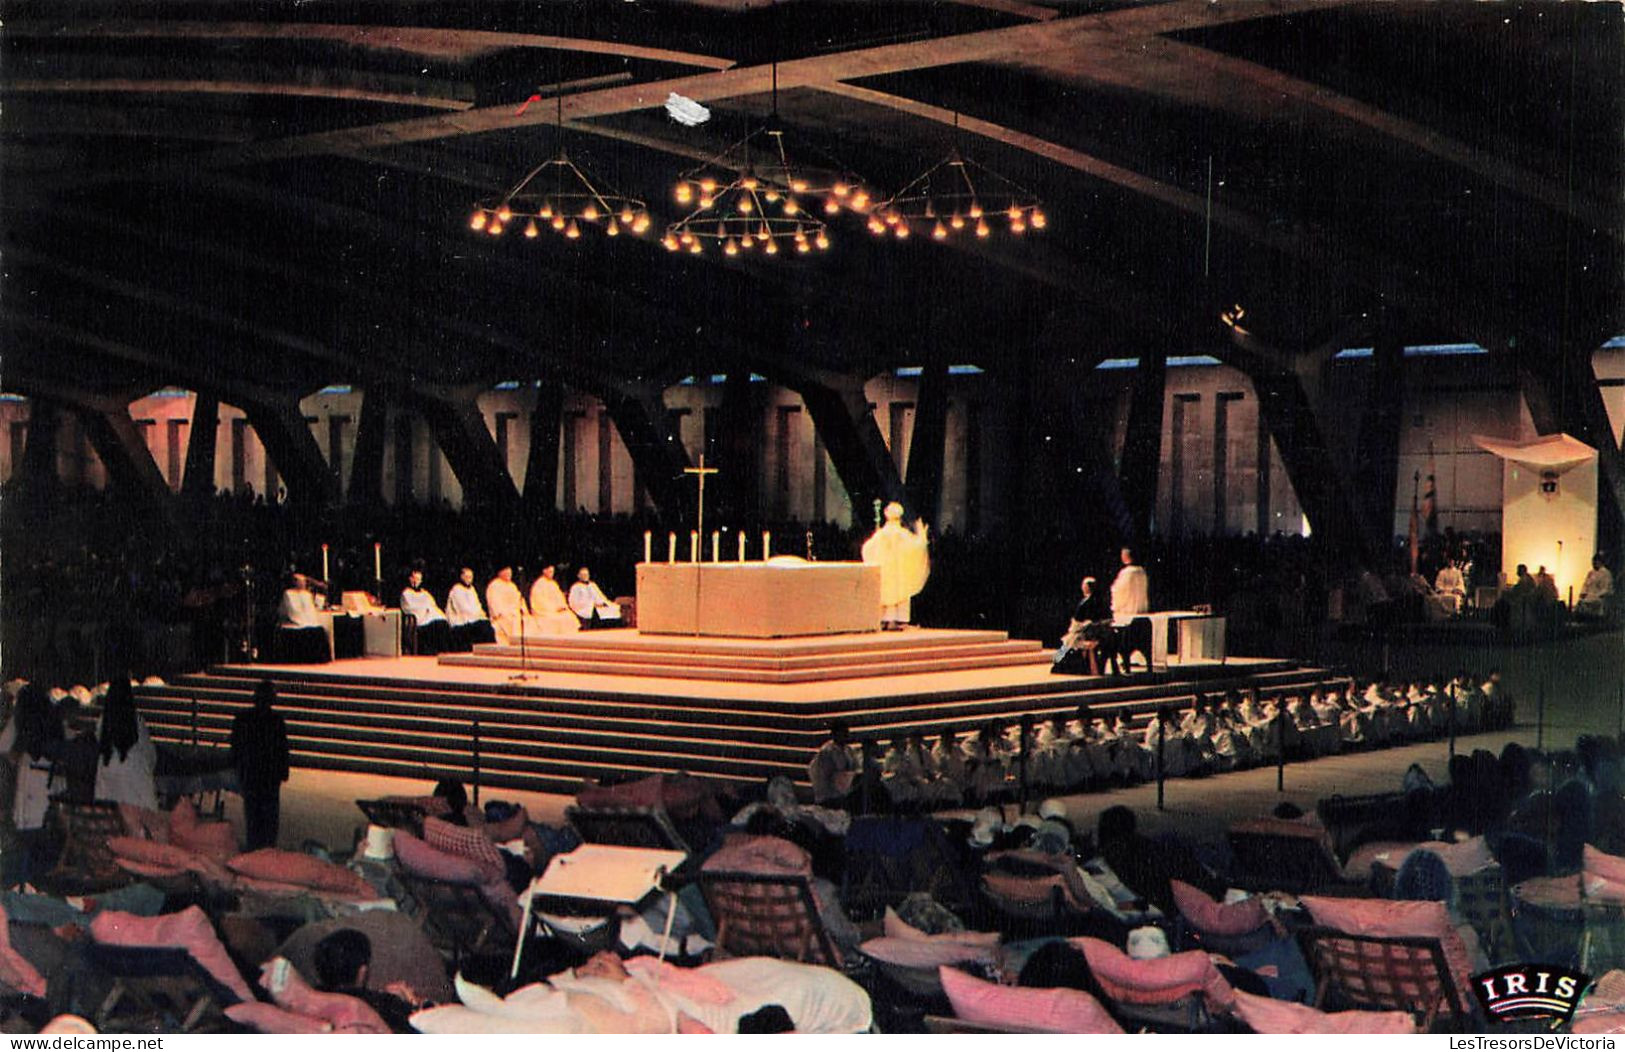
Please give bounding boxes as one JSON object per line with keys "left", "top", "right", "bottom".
{"left": 874, "top": 116, "right": 1047, "bottom": 244}
{"left": 469, "top": 91, "right": 652, "bottom": 242}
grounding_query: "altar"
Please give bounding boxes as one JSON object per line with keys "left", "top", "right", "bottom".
{"left": 635, "top": 560, "right": 881, "bottom": 637}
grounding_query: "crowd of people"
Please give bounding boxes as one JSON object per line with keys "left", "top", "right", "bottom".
{"left": 0, "top": 657, "right": 1618, "bottom": 1034}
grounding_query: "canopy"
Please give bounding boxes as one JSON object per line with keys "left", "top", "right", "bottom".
{"left": 1471, "top": 432, "right": 1597, "bottom": 474}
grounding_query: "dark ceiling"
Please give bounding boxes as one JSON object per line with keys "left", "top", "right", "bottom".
{"left": 3, "top": 0, "right": 1621, "bottom": 404}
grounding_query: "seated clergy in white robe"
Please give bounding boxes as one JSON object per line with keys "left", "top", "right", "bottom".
{"left": 1434, "top": 562, "right": 1466, "bottom": 612}
{"left": 528, "top": 565, "right": 583, "bottom": 635}
{"left": 400, "top": 569, "right": 450, "bottom": 654}
{"left": 568, "top": 567, "right": 622, "bottom": 628}
{"left": 445, "top": 567, "right": 497, "bottom": 650}
{"left": 860, "top": 502, "right": 930, "bottom": 630}
{"left": 277, "top": 573, "right": 331, "bottom": 663}
{"left": 1578, "top": 556, "right": 1614, "bottom": 618}
{"left": 486, "top": 567, "right": 527, "bottom": 645}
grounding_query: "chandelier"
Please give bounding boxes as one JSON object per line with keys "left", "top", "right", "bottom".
{"left": 871, "top": 145, "right": 1047, "bottom": 242}
{"left": 663, "top": 169, "right": 831, "bottom": 257}
{"left": 469, "top": 91, "right": 652, "bottom": 242}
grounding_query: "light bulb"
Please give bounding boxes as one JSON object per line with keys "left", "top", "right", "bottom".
{"left": 850, "top": 190, "right": 870, "bottom": 210}
{"left": 675, "top": 182, "right": 693, "bottom": 204}
{"left": 582, "top": 204, "right": 599, "bottom": 221}
{"left": 740, "top": 234, "right": 754, "bottom": 250}
{"left": 758, "top": 224, "right": 771, "bottom": 241}
{"left": 620, "top": 207, "right": 634, "bottom": 225}
{"left": 824, "top": 198, "right": 840, "bottom": 215}
{"left": 764, "top": 189, "right": 780, "bottom": 203}
{"left": 783, "top": 198, "right": 799, "bottom": 215}
{"left": 724, "top": 239, "right": 739, "bottom": 256}
{"left": 699, "top": 177, "right": 716, "bottom": 194}
{"left": 524, "top": 220, "right": 539, "bottom": 238}
{"left": 742, "top": 176, "right": 758, "bottom": 190}
{"left": 1031, "top": 209, "right": 1047, "bottom": 229}
{"left": 968, "top": 202, "right": 983, "bottom": 219}
{"left": 496, "top": 205, "right": 512, "bottom": 222}
{"left": 551, "top": 215, "right": 566, "bottom": 231}
{"left": 632, "top": 213, "right": 651, "bottom": 233}
{"left": 791, "top": 179, "right": 809, "bottom": 193}
{"left": 606, "top": 219, "right": 620, "bottom": 237}
{"left": 688, "top": 239, "right": 702, "bottom": 254}
{"left": 975, "top": 219, "right": 990, "bottom": 238}
{"left": 833, "top": 182, "right": 850, "bottom": 197}
{"left": 1011, "top": 217, "right": 1026, "bottom": 234}
{"left": 699, "top": 195, "right": 714, "bottom": 209}
{"left": 894, "top": 221, "right": 910, "bottom": 240}
{"left": 764, "top": 238, "right": 778, "bottom": 255}
{"left": 739, "top": 196, "right": 754, "bottom": 214}
{"left": 565, "top": 219, "right": 580, "bottom": 239}
{"left": 933, "top": 222, "right": 948, "bottom": 240}
{"left": 663, "top": 233, "right": 679, "bottom": 251}
{"left": 1007, "top": 205, "right": 1022, "bottom": 220}
{"left": 950, "top": 213, "right": 965, "bottom": 230}
{"left": 815, "top": 232, "right": 830, "bottom": 250}
{"left": 488, "top": 221, "right": 503, "bottom": 236}
{"left": 716, "top": 221, "right": 728, "bottom": 238}
{"left": 796, "top": 238, "right": 810, "bottom": 253}
{"left": 868, "top": 218, "right": 886, "bottom": 235}
{"left": 469, "top": 210, "right": 487, "bottom": 231}
{"left": 885, "top": 211, "right": 901, "bottom": 226}
{"left": 540, "top": 201, "right": 553, "bottom": 219}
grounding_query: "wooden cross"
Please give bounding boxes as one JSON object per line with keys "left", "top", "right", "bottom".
{"left": 684, "top": 454, "right": 719, "bottom": 544}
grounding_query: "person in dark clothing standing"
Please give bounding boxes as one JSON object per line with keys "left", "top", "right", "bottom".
{"left": 231, "top": 680, "right": 291, "bottom": 850}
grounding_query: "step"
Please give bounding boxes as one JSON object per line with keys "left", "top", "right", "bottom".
{"left": 436, "top": 647, "right": 1053, "bottom": 684}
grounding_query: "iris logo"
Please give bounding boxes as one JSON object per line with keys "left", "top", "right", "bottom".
{"left": 1472, "top": 964, "right": 1591, "bottom": 1025}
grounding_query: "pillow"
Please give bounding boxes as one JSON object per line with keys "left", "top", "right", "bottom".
{"left": 1342, "top": 841, "right": 1417, "bottom": 882}
{"left": 88, "top": 906, "right": 255, "bottom": 1003}
{"left": 174, "top": 820, "right": 239, "bottom": 860}
{"left": 1584, "top": 875, "right": 1625, "bottom": 905}
{"left": 1070, "top": 937, "right": 1235, "bottom": 1008}
{"left": 423, "top": 817, "right": 507, "bottom": 882}
{"left": 227, "top": 850, "right": 375, "bottom": 898}
{"left": 1585, "top": 845, "right": 1625, "bottom": 886}
{"left": 0, "top": 904, "right": 46, "bottom": 999}
{"left": 939, "top": 965, "right": 1122, "bottom": 1034}
{"left": 264, "top": 959, "right": 391, "bottom": 1034}
{"left": 1300, "top": 895, "right": 1475, "bottom": 1000}
{"left": 1169, "top": 880, "right": 1269, "bottom": 938}
{"left": 393, "top": 832, "right": 489, "bottom": 885}
{"left": 115, "top": 858, "right": 190, "bottom": 881}
{"left": 860, "top": 937, "right": 997, "bottom": 970}
{"left": 107, "top": 837, "right": 196, "bottom": 870}
{"left": 225, "top": 1003, "right": 332, "bottom": 1034}
{"left": 1232, "top": 989, "right": 1416, "bottom": 1034}
{"left": 883, "top": 908, "right": 1001, "bottom": 946}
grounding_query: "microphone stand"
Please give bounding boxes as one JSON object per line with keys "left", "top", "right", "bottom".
{"left": 511, "top": 569, "right": 540, "bottom": 683}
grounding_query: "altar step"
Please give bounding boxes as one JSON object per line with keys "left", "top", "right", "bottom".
{"left": 133, "top": 657, "right": 1335, "bottom": 796}
{"left": 437, "top": 629, "right": 1052, "bottom": 684}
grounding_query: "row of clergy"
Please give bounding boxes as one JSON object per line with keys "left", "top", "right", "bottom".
{"left": 400, "top": 565, "right": 623, "bottom": 644}
{"left": 812, "top": 675, "right": 1509, "bottom": 805}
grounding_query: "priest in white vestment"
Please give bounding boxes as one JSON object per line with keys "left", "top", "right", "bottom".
{"left": 568, "top": 567, "right": 622, "bottom": 628}
{"left": 530, "top": 565, "right": 584, "bottom": 635}
{"left": 860, "top": 502, "right": 930, "bottom": 630}
{"left": 277, "top": 573, "right": 331, "bottom": 663}
{"left": 1578, "top": 555, "right": 1614, "bottom": 619}
{"left": 1110, "top": 548, "right": 1151, "bottom": 672}
{"left": 445, "top": 567, "right": 497, "bottom": 649}
{"left": 400, "top": 568, "right": 450, "bottom": 654}
{"left": 1434, "top": 561, "right": 1466, "bottom": 612}
{"left": 486, "top": 566, "right": 527, "bottom": 645}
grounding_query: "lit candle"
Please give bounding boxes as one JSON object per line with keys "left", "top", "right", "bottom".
{"left": 738, "top": 532, "right": 747, "bottom": 562}
{"left": 643, "top": 531, "right": 652, "bottom": 564}
{"left": 711, "top": 531, "right": 720, "bottom": 563}
{"left": 668, "top": 532, "right": 676, "bottom": 562}
{"left": 373, "top": 542, "right": 381, "bottom": 581}
{"left": 762, "top": 531, "right": 771, "bottom": 559}
{"left": 321, "top": 544, "right": 329, "bottom": 582}
{"left": 690, "top": 531, "right": 699, "bottom": 563}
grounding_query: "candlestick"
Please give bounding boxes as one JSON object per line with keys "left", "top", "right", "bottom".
{"left": 667, "top": 532, "right": 676, "bottom": 563}
{"left": 711, "top": 531, "right": 720, "bottom": 563}
{"left": 762, "top": 531, "right": 771, "bottom": 560}
{"left": 738, "top": 532, "right": 746, "bottom": 562}
{"left": 373, "top": 542, "right": 381, "bottom": 581}
{"left": 690, "top": 531, "right": 699, "bottom": 563}
{"left": 643, "top": 531, "right": 652, "bottom": 564}
{"left": 321, "top": 544, "right": 329, "bottom": 582}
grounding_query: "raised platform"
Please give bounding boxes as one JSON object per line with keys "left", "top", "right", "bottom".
{"left": 132, "top": 629, "right": 1332, "bottom": 796}
{"left": 437, "top": 628, "right": 1055, "bottom": 684}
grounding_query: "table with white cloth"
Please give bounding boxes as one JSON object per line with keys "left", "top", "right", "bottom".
{"left": 1140, "top": 611, "right": 1226, "bottom": 669}
{"left": 636, "top": 560, "right": 882, "bottom": 637}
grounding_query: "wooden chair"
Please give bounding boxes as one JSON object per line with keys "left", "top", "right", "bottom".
{"left": 88, "top": 944, "right": 246, "bottom": 1033}
{"left": 1295, "top": 924, "right": 1477, "bottom": 1031}
{"left": 699, "top": 870, "right": 842, "bottom": 968}
{"left": 394, "top": 870, "right": 518, "bottom": 963}
{"left": 566, "top": 803, "right": 690, "bottom": 854}
{"left": 37, "top": 801, "right": 130, "bottom": 895}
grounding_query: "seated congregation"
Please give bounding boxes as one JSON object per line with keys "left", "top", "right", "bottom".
{"left": 0, "top": 668, "right": 1619, "bottom": 1035}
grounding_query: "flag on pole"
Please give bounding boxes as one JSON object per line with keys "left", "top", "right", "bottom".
{"left": 1408, "top": 470, "right": 1421, "bottom": 575}
{"left": 1422, "top": 442, "right": 1439, "bottom": 536}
